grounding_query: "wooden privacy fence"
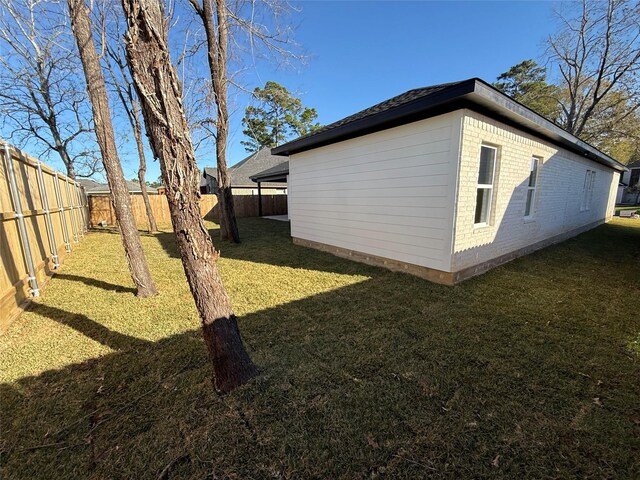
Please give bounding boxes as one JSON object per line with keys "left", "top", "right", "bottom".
{"left": 1, "top": 142, "right": 89, "bottom": 329}
{"left": 88, "top": 192, "right": 288, "bottom": 227}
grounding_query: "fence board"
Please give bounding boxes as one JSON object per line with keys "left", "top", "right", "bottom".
{"left": 88, "top": 192, "right": 287, "bottom": 227}
{"left": 1, "top": 143, "right": 88, "bottom": 330}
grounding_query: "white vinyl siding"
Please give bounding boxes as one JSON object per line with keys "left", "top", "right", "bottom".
{"left": 288, "top": 112, "right": 462, "bottom": 272}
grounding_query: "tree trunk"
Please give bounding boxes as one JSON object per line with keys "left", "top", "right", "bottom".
{"left": 199, "top": 0, "right": 240, "bottom": 243}
{"left": 51, "top": 126, "right": 76, "bottom": 179}
{"left": 132, "top": 99, "right": 158, "bottom": 233}
{"left": 68, "top": 0, "right": 157, "bottom": 298}
{"left": 59, "top": 148, "right": 76, "bottom": 180}
{"left": 122, "top": 0, "right": 257, "bottom": 393}
{"left": 41, "top": 68, "right": 78, "bottom": 180}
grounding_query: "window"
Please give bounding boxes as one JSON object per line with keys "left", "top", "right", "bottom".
{"left": 474, "top": 145, "right": 497, "bottom": 225}
{"left": 581, "top": 169, "right": 596, "bottom": 211}
{"left": 630, "top": 168, "right": 640, "bottom": 188}
{"left": 524, "top": 157, "right": 540, "bottom": 218}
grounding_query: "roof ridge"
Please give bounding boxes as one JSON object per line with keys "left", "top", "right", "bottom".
{"left": 403, "top": 79, "right": 474, "bottom": 94}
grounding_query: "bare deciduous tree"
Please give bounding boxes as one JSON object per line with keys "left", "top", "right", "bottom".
{"left": 187, "top": 0, "right": 239, "bottom": 243}
{"left": 0, "top": 0, "right": 100, "bottom": 178}
{"left": 100, "top": 4, "right": 158, "bottom": 232}
{"left": 548, "top": 0, "right": 640, "bottom": 141}
{"left": 122, "top": 0, "right": 257, "bottom": 392}
{"left": 184, "top": 0, "right": 301, "bottom": 242}
{"left": 68, "top": 0, "right": 157, "bottom": 297}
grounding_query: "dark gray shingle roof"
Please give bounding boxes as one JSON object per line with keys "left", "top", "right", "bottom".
{"left": 271, "top": 78, "right": 626, "bottom": 173}
{"left": 203, "top": 167, "right": 218, "bottom": 178}
{"left": 77, "top": 179, "right": 104, "bottom": 190}
{"left": 272, "top": 80, "right": 470, "bottom": 156}
{"left": 293, "top": 81, "right": 464, "bottom": 143}
{"left": 250, "top": 160, "right": 289, "bottom": 182}
{"left": 79, "top": 179, "right": 158, "bottom": 194}
{"left": 203, "top": 148, "right": 287, "bottom": 187}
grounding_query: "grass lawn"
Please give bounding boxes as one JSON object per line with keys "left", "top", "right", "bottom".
{"left": 1, "top": 218, "right": 639, "bottom": 479}
{"left": 616, "top": 205, "right": 639, "bottom": 214}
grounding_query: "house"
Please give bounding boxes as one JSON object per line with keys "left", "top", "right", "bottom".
{"left": 616, "top": 159, "right": 640, "bottom": 205}
{"left": 272, "top": 78, "right": 626, "bottom": 285}
{"left": 201, "top": 147, "right": 288, "bottom": 195}
{"left": 78, "top": 179, "right": 159, "bottom": 195}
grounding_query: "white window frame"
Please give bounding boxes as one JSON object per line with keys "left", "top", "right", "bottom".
{"left": 474, "top": 145, "right": 498, "bottom": 227}
{"left": 524, "top": 157, "right": 541, "bottom": 219}
{"left": 581, "top": 169, "right": 596, "bottom": 211}
{"left": 629, "top": 168, "right": 640, "bottom": 188}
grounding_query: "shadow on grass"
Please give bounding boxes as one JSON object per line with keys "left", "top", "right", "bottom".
{"left": 156, "top": 218, "right": 384, "bottom": 277}
{"left": 88, "top": 226, "right": 166, "bottom": 238}
{"left": 28, "top": 303, "right": 151, "bottom": 351}
{"left": 2, "top": 220, "right": 639, "bottom": 478}
{"left": 3, "top": 226, "right": 640, "bottom": 478}
{"left": 53, "top": 273, "right": 137, "bottom": 294}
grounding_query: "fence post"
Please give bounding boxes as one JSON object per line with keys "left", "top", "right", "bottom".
{"left": 75, "top": 182, "right": 84, "bottom": 238}
{"left": 65, "top": 176, "right": 79, "bottom": 243}
{"left": 54, "top": 172, "right": 72, "bottom": 253}
{"left": 2, "top": 143, "right": 40, "bottom": 297}
{"left": 73, "top": 181, "right": 85, "bottom": 238}
{"left": 77, "top": 184, "right": 88, "bottom": 233}
{"left": 35, "top": 161, "right": 60, "bottom": 269}
{"left": 84, "top": 189, "right": 90, "bottom": 228}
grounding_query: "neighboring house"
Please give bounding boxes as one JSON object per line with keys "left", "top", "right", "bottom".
{"left": 272, "top": 78, "right": 626, "bottom": 285}
{"left": 78, "top": 179, "right": 159, "bottom": 195}
{"left": 201, "top": 147, "right": 288, "bottom": 195}
{"left": 76, "top": 178, "right": 104, "bottom": 193}
{"left": 616, "top": 160, "right": 640, "bottom": 205}
{"left": 200, "top": 169, "right": 215, "bottom": 194}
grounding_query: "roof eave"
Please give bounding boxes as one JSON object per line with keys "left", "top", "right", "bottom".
{"left": 272, "top": 78, "right": 626, "bottom": 173}
{"left": 231, "top": 183, "right": 286, "bottom": 188}
{"left": 272, "top": 79, "right": 477, "bottom": 156}
{"left": 470, "top": 80, "right": 626, "bottom": 172}
{"left": 250, "top": 173, "right": 289, "bottom": 183}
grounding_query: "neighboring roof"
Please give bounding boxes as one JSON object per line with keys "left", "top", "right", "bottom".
{"left": 203, "top": 167, "right": 218, "bottom": 178}
{"left": 79, "top": 179, "right": 158, "bottom": 194}
{"left": 627, "top": 160, "right": 640, "bottom": 169}
{"left": 203, "top": 147, "right": 287, "bottom": 187}
{"left": 250, "top": 160, "right": 289, "bottom": 183}
{"left": 77, "top": 178, "right": 104, "bottom": 190}
{"left": 272, "top": 78, "right": 627, "bottom": 173}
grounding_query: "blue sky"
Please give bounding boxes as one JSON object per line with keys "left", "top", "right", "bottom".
{"left": 220, "top": 0, "right": 558, "bottom": 178}
{"left": 8, "top": 1, "right": 561, "bottom": 182}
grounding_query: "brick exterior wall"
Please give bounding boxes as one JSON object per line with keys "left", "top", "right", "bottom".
{"left": 452, "top": 110, "right": 619, "bottom": 271}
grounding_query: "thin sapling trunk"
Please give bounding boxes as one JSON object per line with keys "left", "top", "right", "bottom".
{"left": 68, "top": 0, "right": 157, "bottom": 297}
